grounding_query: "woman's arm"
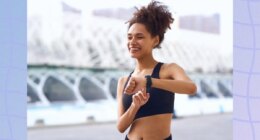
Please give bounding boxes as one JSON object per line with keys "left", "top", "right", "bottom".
{"left": 125, "top": 63, "right": 197, "bottom": 95}
{"left": 152, "top": 63, "right": 197, "bottom": 94}
{"left": 152, "top": 78, "right": 196, "bottom": 94}
{"left": 116, "top": 77, "right": 149, "bottom": 133}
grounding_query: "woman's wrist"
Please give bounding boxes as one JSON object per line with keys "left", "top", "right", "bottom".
{"left": 130, "top": 102, "right": 141, "bottom": 110}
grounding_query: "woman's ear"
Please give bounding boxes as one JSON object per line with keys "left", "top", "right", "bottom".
{"left": 153, "top": 35, "right": 160, "bottom": 48}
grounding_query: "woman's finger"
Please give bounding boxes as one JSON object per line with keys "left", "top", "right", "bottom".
{"left": 128, "top": 78, "right": 136, "bottom": 86}
{"left": 144, "top": 92, "right": 150, "bottom": 101}
{"left": 130, "top": 80, "right": 136, "bottom": 85}
{"left": 138, "top": 92, "right": 146, "bottom": 101}
{"left": 136, "top": 93, "right": 144, "bottom": 103}
{"left": 125, "top": 80, "right": 136, "bottom": 93}
{"left": 133, "top": 94, "right": 140, "bottom": 105}
{"left": 125, "top": 85, "right": 135, "bottom": 94}
{"left": 143, "top": 92, "right": 149, "bottom": 99}
{"left": 127, "top": 85, "right": 134, "bottom": 89}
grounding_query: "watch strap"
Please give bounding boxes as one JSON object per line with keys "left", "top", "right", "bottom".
{"left": 145, "top": 75, "right": 152, "bottom": 92}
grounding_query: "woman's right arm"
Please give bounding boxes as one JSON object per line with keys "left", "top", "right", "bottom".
{"left": 116, "top": 77, "right": 149, "bottom": 133}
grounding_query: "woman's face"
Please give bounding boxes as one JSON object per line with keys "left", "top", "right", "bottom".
{"left": 127, "top": 23, "right": 158, "bottom": 59}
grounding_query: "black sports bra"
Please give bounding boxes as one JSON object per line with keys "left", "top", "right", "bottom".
{"left": 122, "top": 62, "right": 175, "bottom": 120}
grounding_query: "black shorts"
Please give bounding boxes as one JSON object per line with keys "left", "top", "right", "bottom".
{"left": 125, "top": 134, "right": 172, "bottom": 140}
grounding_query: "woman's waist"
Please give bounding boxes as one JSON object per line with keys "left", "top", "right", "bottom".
{"left": 128, "top": 114, "right": 172, "bottom": 138}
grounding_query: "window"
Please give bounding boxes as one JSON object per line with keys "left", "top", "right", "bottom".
{"left": 43, "top": 76, "right": 76, "bottom": 102}
{"left": 109, "top": 78, "right": 118, "bottom": 99}
{"left": 27, "top": 84, "right": 40, "bottom": 103}
{"left": 217, "top": 81, "right": 232, "bottom": 97}
{"left": 79, "top": 77, "right": 107, "bottom": 101}
{"left": 200, "top": 80, "right": 218, "bottom": 98}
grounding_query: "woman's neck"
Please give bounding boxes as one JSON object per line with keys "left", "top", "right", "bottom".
{"left": 134, "top": 56, "right": 158, "bottom": 73}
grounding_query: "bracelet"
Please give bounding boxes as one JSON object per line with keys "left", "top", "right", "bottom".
{"left": 145, "top": 75, "right": 152, "bottom": 92}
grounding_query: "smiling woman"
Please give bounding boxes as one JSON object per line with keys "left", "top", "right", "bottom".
{"left": 116, "top": 1, "right": 197, "bottom": 140}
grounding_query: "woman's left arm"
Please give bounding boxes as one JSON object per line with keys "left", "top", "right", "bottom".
{"left": 151, "top": 63, "right": 197, "bottom": 95}
{"left": 125, "top": 63, "right": 197, "bottom": 95}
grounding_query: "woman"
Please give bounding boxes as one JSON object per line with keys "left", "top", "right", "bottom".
{"left": 116, "top": 1, "right": 197, "bottom": 140}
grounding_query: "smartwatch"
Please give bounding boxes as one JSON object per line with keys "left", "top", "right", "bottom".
{"left": 145, "top": 75, "right": 152, "bottom": 92}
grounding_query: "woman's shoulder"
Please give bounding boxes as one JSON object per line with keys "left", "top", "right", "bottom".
{"left": 117, "top": 76, "right": 129, "bottom": 87}
{"left": 118, "top": 76, "right": 128, "bottom": 83}
{"left": 160, "top": 62, "right": 185, "bottom": 79}
{"left": 117, "top": 76, "right": 129, "bottom": 96}
{"left": 161, "top": 62, "right": 183, "bottom": 70}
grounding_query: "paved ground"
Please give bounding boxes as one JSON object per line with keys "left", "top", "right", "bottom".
{"left": 28, "top": 113, "right": 232, "bottom": 140}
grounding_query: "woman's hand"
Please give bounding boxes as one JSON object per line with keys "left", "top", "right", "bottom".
{"left": 124, "top": 76, "right": 146, "bottom": 95}
{"left": 124, "top": 77, "right": 137, "bottom": 94}
{"left": 131, "top": 89, "right": 150, "bottom": 108}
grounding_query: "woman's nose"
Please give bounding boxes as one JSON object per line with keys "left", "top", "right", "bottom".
{"left": 130, "top": 37, "right": 136, "bottom": 45}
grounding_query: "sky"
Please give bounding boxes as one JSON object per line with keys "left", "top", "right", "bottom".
{"left": 27, "top": 0, "right": 233, "bottom": 54}
{"left": 28, "top": 0, "right": 232, "bottom": 21}
{"left": 60, "top": 0, "right": 232, "bottom": 16}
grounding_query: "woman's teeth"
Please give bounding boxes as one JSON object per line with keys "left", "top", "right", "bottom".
{"left": 131, "top": 47, "right": 140, "bottom": 51}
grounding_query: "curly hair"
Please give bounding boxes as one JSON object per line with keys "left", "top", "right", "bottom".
{"left": 127, "top": 0, "right": 174, "bottom": 48}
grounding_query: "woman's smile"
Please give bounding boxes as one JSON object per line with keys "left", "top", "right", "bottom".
{"left": 129, "top": 47, "right": 141, "bottom": 53}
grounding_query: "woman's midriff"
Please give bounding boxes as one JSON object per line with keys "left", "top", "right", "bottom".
{"left": 127, "top": 113, "right": 173, "bottom": 140}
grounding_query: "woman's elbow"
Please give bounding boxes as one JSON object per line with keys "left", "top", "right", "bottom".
{"left": 118, "top": 127, "right": 125, "bottom": 133}
{"left": 117, "top": 123, "right": 126, "bottom": 133}
{"left": 188, "top": 83, "right": 197, "bottom": 95}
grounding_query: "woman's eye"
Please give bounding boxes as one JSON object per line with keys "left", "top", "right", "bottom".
{"left": 137, "top": 36, "right": 143, "bottom": 39}
{"left": 128, "top": 37, "right": 132, "bottom": 40}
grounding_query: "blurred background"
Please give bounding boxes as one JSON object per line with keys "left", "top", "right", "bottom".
{"left": 27, "top": 0, "right": 233, "bottom": 139}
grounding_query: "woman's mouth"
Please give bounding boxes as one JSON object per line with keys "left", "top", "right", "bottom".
{"left": 129, "top": 47, "right": 141, "bottom": 53}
